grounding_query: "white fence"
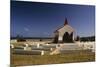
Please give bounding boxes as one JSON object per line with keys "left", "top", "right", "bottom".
{"left": 76, "top": 41, "right": 95, "bottom": 52}
{"left": 11, "top": 41, "right": 95, "bottom": 56}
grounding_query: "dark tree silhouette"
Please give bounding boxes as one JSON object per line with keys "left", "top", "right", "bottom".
{"left": 76, "top": 35, "right": 80, "bottom": 41}
{"left": 53, "top": 35, "right": 58, "bottom": 43}
{"left": 16, "top": 34, "right": 26, "bottom": 42}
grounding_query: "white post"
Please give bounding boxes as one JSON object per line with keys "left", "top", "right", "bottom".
{"left": 37, "top": 43, "right": 40, "bottom": 48}
{"left": 41, "top": 50, "right": 44, "bottom": 55}
{"left": 24, "top": 43, "right": 29, "bottom": 50}
{"left": 25, "top": 43, "right": 28, "bottom": 47}
{"left": 24, "top": 47, "right": 27, "bottom": 50}
{"left": 46, "top": 43, "right": 49, "bottom": 46}
{"left": 50, "top": 48, "right": 53, "bottom": 51}
{"left": 56, "top": 44, "right": 58, "bottom": 48}
{"left": 11, "top": 44, "right": 14, "bottom": 48}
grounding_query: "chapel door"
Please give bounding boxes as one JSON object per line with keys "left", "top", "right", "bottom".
{"left": 63, "top": 32, "right": 73, "bottom": 43}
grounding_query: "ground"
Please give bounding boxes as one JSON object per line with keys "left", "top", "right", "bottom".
{"left": 11, "top": 52, "right": 95, "bottom": 66}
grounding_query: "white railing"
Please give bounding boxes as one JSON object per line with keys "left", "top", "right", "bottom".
{"left": 75, "top": 41, "right": 95, "bottom": 52}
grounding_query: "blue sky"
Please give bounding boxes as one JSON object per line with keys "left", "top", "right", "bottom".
{"left": 11, "top": 1, "right": 95, "bottom": 37}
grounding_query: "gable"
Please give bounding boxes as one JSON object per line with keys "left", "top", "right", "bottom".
{"left": 58, "top": 25, "right": 74, "bottom": 35}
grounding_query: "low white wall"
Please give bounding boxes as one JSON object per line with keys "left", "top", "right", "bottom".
{"left": 76, "top": 41, "right": 95, "bottom": 52}
{"left": 10, "top": 39, "right": 17, "bottom": 43}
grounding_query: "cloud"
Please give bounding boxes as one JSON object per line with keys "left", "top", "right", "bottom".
{"left": 43, "top": 32, "right": 51, "bottom": 36}
{"left": 24, "top": 27, "right": 29, "bottom": 31}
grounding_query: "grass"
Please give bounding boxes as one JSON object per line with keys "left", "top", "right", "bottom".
{"left": 11, "top": 52, "right": 95, "bottom": 66}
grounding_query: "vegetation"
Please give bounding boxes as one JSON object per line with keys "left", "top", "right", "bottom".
{"left": 80, "top": 36, "right": 95, "bottom": 42}
{"left": 11, "top": 52, "right": 95, "bottom": 66}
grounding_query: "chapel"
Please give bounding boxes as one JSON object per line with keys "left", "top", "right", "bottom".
{"left": 53, "top": 18, "right": 75, "bottom": 43}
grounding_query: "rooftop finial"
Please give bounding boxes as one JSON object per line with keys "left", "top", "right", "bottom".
{"left": 64, "top": 18, "right": 68, "bottom": 25}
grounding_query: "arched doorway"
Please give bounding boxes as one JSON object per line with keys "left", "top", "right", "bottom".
{"left": 63, "top": 32, "right": 73, "bottom": 43}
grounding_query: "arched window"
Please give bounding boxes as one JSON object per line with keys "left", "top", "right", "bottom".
{"left": 63, "top": 32, "right": 73, "bottom": 43}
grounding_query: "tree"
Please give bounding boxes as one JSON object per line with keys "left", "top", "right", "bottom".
{"left": 76, "top": 36, "right": 80, "bottom": 41}
{"left": 16, "top": 34, "right": 26, "bottom": 42}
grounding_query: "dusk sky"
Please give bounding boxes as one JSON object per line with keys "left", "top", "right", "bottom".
{"left": 11, "top": 1, "right": 95, "bottom": 37}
